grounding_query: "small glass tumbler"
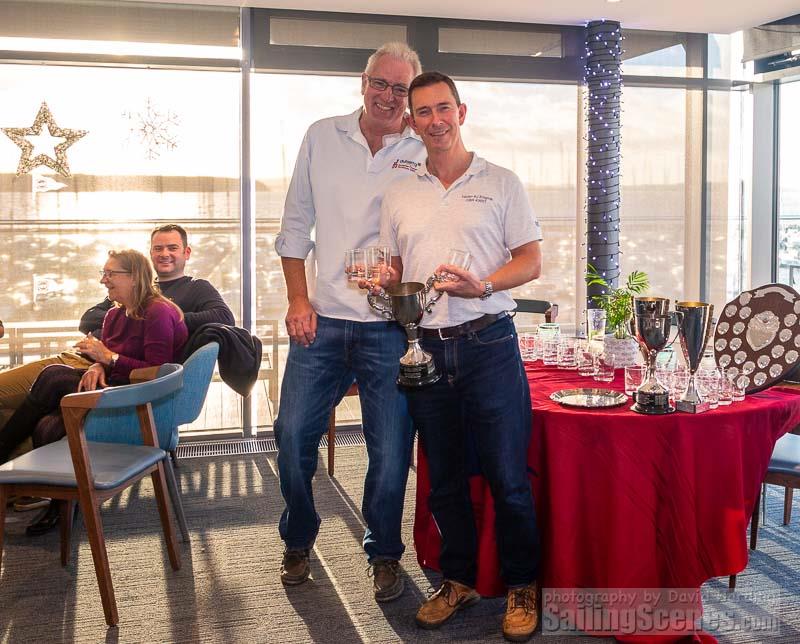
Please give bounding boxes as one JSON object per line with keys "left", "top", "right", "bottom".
{"left": 593, "top": 352, "right": 616, "bottom": 383}
{"left": 655, "top": 364, "right": 675, "bottom": 391}
{"left": 518, "top": 332, "right": 537, "bottom": 361}
{"left": 697, "top": 372, "right": 720, "bottom": 409}
{"left": 586, "top": 309, "right": 607, "bottom": 343}
{"left": 344, "top": 248, "right": 367, "bottom": 282}
{"left": 438, "top": 248, "right": 472, "bottom": 281}
{"left": 576, "top": 340, "right": 596, "bottom": 376}
{"left": 537, "top": 322, "right": 561, "bottom": 341}
{"left": 557, "top": 337, "right": 577, "bottom": 370}
{"left": 718, "top": 374, "right": 734, "bottom": 406}
{"left": 624, "top": 364, "right": 646, "bottom": 397}
{"left": 542, "top": 338, "right": 560, "bottom": 366}
{"left": 670, "top": 367, "right": 690, "bottom": 404}
{"left": 726, "top": 368, "right": 747, "bottom": 402}
{"left": 365, "top": 246, "right": 391, "bottom": 283}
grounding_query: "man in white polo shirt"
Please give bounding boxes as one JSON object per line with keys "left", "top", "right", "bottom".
{"left": 379, "top": 72, "right": 543, "bottom": 641}
{"left": 273, "top": 42, "right": 425, "bottom": 601}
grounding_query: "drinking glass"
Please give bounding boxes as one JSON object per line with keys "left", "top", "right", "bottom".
{"left": 537, "top": 322, "right": 561, "bottom": 341}
{"left": 593, "top": 352, "right": 615, "bottom": 383}
{"left": 344, "top": 248, "right": 367, "bottom": 282}
{"left": 438, "top": 248, "right": 472, "bottom": 281}
{"left": 624, "top": 364, "right": 646, "bottom": 396}
{"left": 697, "top": 372, "right": 720, "bottom": 410}
{"left": 670, "top": 367, "right": 690, "bottom": 404}
{"left": 726, "top": 367, "right": 747, "bottom": 402}
{"left": 542, "top": 338, "right": 560, "bottom": 366}
{"left": 718, "top": 374, "right": 733, "bottom": 406}
{"left": 655, "top": 362, "right": 676, "bottom": 391}
{"left": 587, "top": 309, "right": 607, "bottom": 343}
{"left": 557, "top": 337, "right": 577, "bottom": 369}
{"left": 365, "top": 246, "right": 391, "bottom": 283}
{"left": 518, "top": 332, "right": 537, "bottom": 361}
{"left": 576, "top": 340, "right": 596, "bottom": 376}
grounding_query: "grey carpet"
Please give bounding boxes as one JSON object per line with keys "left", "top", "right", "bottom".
{"left": 0, "top": 446, "right": 798, "bottom": 643}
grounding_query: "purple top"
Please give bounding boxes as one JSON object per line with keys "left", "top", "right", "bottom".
{"left": 101, "top": 299, "right": 188, "bottom": 384}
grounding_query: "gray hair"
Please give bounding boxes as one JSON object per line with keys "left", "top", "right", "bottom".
{"left": 365, "top": 42, "right": 422, "bottom": 78}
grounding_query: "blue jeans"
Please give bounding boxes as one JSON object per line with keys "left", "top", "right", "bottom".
{"left": 274, "top": 315, "right": 414, "bottom": 562}
{"left": 408, "top": 315, "right": 540, "bottom": 588}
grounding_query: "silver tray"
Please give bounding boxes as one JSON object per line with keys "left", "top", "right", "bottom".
{"left": 550, "top": 388, "right": 628, "bottom": 409}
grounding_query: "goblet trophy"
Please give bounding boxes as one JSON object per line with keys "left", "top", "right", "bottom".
{"left": 368, "top": 282, "right": 441, "bottom": 387}
{"left": 631, "top": 298, "right": 682, "bottom": 414}
{"left": 674, "top": 301, "right": 715, "bottom": 414}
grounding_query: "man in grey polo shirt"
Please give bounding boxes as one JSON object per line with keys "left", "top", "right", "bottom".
{"left": 379, "top": 71, "right": 543, "bottom": 641}
{"left": 273, "top": 42, "right": 425, "bottom": 601}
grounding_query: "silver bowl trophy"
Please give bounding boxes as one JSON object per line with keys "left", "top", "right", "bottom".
{"left": 674, "top": 301, "right": 715, "bottom": 413}
{"left": 368, "top": 277, "right": 443, "bottom": 387}
{"left": 631, "top": 297, "right": 681, "bottom": 414}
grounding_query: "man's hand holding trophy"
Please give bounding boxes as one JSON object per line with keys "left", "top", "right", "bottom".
{"left": 346, "top": 246, "right": 473, "bottom": 387}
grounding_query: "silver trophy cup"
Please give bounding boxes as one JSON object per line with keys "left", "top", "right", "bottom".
{"left": 674, "top": 301, "right": 715, "bottom": 414}
{"left": 368, "top": 282, "right": 441, "bottom": 387}
{"left": 631, "top": 311, "right": 681, "bottom": 414}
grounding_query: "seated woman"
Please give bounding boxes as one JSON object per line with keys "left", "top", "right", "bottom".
{"left": 0, "top": 249, "right": 188, "bottom": 533}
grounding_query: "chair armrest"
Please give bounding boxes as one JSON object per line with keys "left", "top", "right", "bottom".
{"left": 130, "top": 366, "right": 161, "bottom": 384}
{"left": 60, "top": 390, "right": 103, "bottom": 409}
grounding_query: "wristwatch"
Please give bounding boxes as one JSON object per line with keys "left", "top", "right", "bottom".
{"left": 479, "top": 280, "right": 494, "bottom": 300}
{"left": 109, "top": 352, "right": 119, "bottom": 367}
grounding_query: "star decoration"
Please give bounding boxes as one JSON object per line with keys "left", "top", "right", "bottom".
{"left": 2, "top": 102, "right": 87, "bottom": 177}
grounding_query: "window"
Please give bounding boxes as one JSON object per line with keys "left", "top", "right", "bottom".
{"left": 778, "top": 81, "right": 800, "bottom": 289}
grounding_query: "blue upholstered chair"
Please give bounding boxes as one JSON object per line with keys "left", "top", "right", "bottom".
{"left": 82, "top": 342, "right": 220, "bottom": 541}
{"left": 0, "top": 363, "right": 184, "bottom": 627}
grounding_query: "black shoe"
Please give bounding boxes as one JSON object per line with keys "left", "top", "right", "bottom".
{"left": 26, "top": 502, "right": 60, "bottom": 536}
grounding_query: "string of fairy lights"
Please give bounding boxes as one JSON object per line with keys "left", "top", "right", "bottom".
{"left": 584, "top": 19, "right": 623, "bottom": 303}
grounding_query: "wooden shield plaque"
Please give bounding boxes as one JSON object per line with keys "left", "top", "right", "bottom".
{"left": 713, "top": 283, "right": 800, "bottom": 393}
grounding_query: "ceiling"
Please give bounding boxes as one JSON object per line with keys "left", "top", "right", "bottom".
{"left": 138, "top": 0, "right": 799, "bottom": 35}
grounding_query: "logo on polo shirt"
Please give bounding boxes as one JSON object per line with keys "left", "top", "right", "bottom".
{"left": 462, "top": 194, "right": 494, "bottom": 204}
{"left": 392, "top": 159, "right": 420, "bottom": 172}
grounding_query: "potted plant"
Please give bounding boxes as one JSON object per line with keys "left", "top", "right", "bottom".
{"left": 586, "top": 264, "right": 649, "bottom": 367}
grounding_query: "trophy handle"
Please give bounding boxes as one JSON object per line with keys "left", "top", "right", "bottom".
{"left": 666, "top": 311, "right": 684, "bottom": 349}
{"left": 367, "top": 290, "right": 394, "bottom": 320}
{"left": 423, "top": 275, "right": 444, "bottom": 314}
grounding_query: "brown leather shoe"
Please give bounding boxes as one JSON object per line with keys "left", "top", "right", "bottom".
{"left": 280, "top": 548, "right": 310, "bottom": 586}
{"left": 370, "top": 559, "right": 405, "bottom": 602}
{"left": 502, "top": 582, "right": 539, "bottom": 642}
{"left": 416, "top": 580, "right": 480, "bottom": 629}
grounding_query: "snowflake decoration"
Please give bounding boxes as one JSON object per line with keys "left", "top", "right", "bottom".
{"left": 123, "top": 98, "right": 179, "bottom": 160}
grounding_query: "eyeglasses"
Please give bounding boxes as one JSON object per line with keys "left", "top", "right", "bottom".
{"left": 365, "top": 75, "right": 409, "bottom": 98}
{"left": 99, "top": 270, "right": 131, "bottom": 278}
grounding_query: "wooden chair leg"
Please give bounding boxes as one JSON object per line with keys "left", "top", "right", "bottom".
{"left": 327, "top": 411, "right": 336, "bottom": 477}
{"left": 170, "top": 450, "right": 179, "bottom": 469}
{"left": 783, "top": 488, "right": 793, "bottom": 525}
{"left": 60, "top": 500, "right": 76, "bottom": 567}
{"left": 0, "top": 486, "right": 6, "bottom": 571}
{"left": 164, "top": 459, "right": 189, "bottom": 543}
{"left": 750, "top": 486, "right": 761, "bottom": 551}
{"left": 79, "top": 496, "right": 118, "bottom": 626}
{"left": 728, "top": 574, "right": 736, "bottom": 590}
{"left": 152, "top": 462, "right": 181, "bottom": 571}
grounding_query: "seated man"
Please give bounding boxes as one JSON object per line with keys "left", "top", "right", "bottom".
{"left": 0, "top": 223, "right": 234, "bottom": 437}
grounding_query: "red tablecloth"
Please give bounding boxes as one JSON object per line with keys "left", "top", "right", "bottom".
{"left": 413, "top": 363, "right": 800, "bottom": 641}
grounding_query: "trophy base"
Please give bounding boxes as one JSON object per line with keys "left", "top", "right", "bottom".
{"left": 631, "top": 402, "right": 675, "bottom": 415}
{"left": 397, "top": 362, "right": 441, "bottom": 388}
{"left": 632, "top": 389, "right": 674, "bottom": 415}
{"left": 675, "top": 399, "right": 711, "bottom": 414}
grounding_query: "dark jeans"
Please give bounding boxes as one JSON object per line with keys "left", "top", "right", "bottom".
{"left": 408, "top": 315, "right": 539, "bottom": 588}
{"left": 274, "top": 315, "right": 414, "bottom": 562}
